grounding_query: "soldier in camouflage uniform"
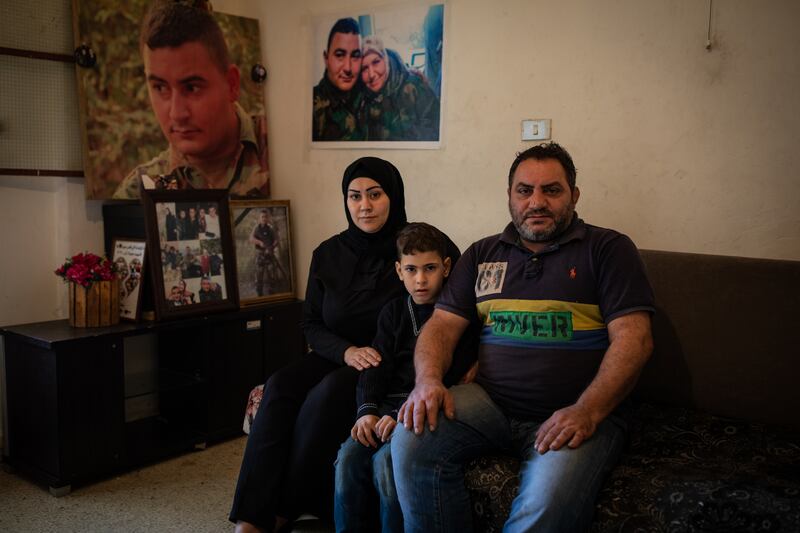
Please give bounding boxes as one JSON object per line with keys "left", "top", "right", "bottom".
{"left": 248, "top": 209, "right": 285, "bottom": 296}
{"left": 113, "top": 103, "right": 269, "bottom": 199}
{"left": 113, "top": 2, "right": 269, "bottom": 199}
{"left": 312, "top": 17, "right": 366, "bottom": 141}
{"left": 359, "top": 36, "right": 440, "bottom": 142}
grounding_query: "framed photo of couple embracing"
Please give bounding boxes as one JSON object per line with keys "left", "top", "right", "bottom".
{"left": 311, "top": 2, "right": 445, "bottom": 149}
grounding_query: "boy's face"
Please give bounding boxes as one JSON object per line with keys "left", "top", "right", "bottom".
{"left": 395, "top": 251, "right": 451, "bottom": 305}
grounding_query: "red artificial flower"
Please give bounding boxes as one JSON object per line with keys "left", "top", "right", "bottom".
{"left": 55, "top": 252, "right": 119, "bottom": 287}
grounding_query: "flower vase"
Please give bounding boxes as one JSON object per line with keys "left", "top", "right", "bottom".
{"left": 68, "top": 278, "right": 120, "bottom": 327}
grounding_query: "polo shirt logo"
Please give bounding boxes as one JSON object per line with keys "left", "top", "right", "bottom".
{"left": 489, "top": 310, "right": 574, "bottom": 341}
{"left": 475, "top": 262, "right": 507, "bottom": 297}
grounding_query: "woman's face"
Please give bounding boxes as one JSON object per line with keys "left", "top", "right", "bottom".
{"left": 346, "top": 177, "right": 390, "bottom": 233}
{"left": 361, "top": 52, "right": 388, "bottom": 93}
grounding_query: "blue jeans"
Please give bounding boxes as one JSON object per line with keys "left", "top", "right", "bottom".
{"left": 391, "top": 383, "right": 627, "bottom": 533}
{"left": 334, "top": 436, "right": 403, "bottom": 533}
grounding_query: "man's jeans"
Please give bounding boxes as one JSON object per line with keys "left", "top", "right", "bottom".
{"left": 334, "top": 436, "right": 403, "bottom": 533}
{"left": 391, "top": 383, "right": 626, "bottom": 533}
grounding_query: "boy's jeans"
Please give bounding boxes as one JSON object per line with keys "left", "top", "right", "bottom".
{"left": 334, "top": 436, "right": 403, "bottom": 533}
{"left": 391, "top": 383, "right": 626, "bottom": 533}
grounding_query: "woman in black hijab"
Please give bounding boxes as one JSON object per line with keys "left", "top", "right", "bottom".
{"left": 231, "top": 157, "right": 408, "bottom": 532}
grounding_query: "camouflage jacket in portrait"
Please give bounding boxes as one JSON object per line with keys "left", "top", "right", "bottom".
{"left": 312, "top": 75, "right": 365, "bottom": 141}
{"left": 112, "top": 103, "right": 270, "bottom": 200}
{"left": 361, "top": 49, "right": 440, "bottom": 142}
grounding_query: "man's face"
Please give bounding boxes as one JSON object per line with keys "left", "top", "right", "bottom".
{"left": 361, "top": 52, "right": 388, "bottom": 93}
{"left": 508, "top": 158, "right": 580, "bottom": 249}
{"left": 144, "top": 41, "right": 240, "bottom": 160}
{"left": 259, "top": 212, "right": 270, "bottom": 225}
{"left": 201, "top": 279, "right": 211, "bottom": 291}
{"left": 324, "top": 32, "right": 362, "bottom": 91}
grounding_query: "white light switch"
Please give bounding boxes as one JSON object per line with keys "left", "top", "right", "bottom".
{"left": 521, "top": 119, "right": 551, "bottom": 141}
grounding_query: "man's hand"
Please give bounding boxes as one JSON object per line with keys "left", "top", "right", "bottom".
{"left": 351, "top": 415, "right": 380, "bottom": 447}
{"left": 344, "top": 346, "right": 382, "bottom": 370}
{"left": 375, "top": 415, "right": 397, "bottom": 442}
{"left": 534, "top": 403, "right": 597, "bottom": 454}
{"left": 532, "top": 311, "right": 653, "bottom": 454}
{"left": 397, "top": 380, "right": 454, "bottom": 434}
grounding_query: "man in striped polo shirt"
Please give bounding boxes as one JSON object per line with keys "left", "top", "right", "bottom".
{"left": 392, "top": 142, "right": 655, "bottom": 532}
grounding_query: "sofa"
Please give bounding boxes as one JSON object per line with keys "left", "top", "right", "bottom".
{"left": 466, "top": 250, "right": 800, "bottom": 532}
{"left": 245, "top": 249, "right": 800, "bottom": 532}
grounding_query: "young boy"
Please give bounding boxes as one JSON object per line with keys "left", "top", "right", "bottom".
{"left": 333, "top": 223, "right": 478, "bottom": 533}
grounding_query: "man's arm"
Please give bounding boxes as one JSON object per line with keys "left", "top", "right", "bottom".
{"left": 534, "top": 311, "right": 653, "bottom": 453}
{"left": 397, "top": 308, "right": 469, "bottom": 434}
{"left": 248, "top": 225, "right": 262, "bottom": 247}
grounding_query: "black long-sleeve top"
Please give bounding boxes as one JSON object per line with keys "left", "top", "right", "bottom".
{"left": 302, "top": 235, "right": 405, "bottom": 364}
{"left": 356, "top": 294, "right": 480, "bottom": 419}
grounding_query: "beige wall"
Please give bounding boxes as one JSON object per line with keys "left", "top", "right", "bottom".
{"left": 2, "top": 0, "right": 799, "bottom": 319}
{"left": 255, "top": 0, "right": 800, "bottom": 303}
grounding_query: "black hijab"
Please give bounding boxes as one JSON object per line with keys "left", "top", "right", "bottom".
{"left": 318, "top": 157, "right": 408, "bottom": 291}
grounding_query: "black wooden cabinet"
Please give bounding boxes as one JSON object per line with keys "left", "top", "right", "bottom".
{"left": 1, "top": 299, "right": 303, "bottom": 495}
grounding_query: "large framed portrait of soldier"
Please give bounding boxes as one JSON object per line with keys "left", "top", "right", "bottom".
{"left": 311, "top": 2, "right": 444, "bottom": 149}
{"left": 141, "top": 188, "right": 238, "bottom": 320}
{"left": 72, "top": 0, "right": 270, "bottom": 199}
{"left": 230, "top": 199, "right": 295, "bottom": 306}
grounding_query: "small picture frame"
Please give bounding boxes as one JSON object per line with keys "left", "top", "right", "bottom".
{"left": 230, "top": 199, "right": 295, "bottom": 305}
{"left": 111, "top": 238, "right": 147, "bottom": 321}
{"left": 141, "top": 189, "right": 238, "bottom": 319}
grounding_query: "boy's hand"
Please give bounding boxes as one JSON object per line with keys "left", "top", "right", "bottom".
{"left": 344, "top": 346, "right": 382, "bottom": 371}
{"left": 375, "top": 415, "right": 397, "bottom": 442}
{"left": 351, "top": 415, "right": 380, "bottom": 447}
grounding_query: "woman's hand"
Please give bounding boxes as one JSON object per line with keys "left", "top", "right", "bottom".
{"left": 351, "top": 415, "right": 380, "bottom": 447}
{"left": 344, "top": 346, "right": 382, "bottom": 370}
{"left": 459, "top": 361, "right": 479, "bottom": 384}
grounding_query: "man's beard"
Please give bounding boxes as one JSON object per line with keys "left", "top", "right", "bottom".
{"left": 510, "top": 203, "right": 575, "bottom": 243}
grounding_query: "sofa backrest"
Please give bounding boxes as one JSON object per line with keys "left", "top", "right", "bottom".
{"left": 634, "top": 249, "right": 800, "bottom": 430}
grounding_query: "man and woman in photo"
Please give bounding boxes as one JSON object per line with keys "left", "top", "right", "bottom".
{"left": 312, "top": 15, "right": 441, "bottom": 142}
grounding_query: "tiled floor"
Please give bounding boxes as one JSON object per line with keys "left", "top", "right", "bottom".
{"left": 0, "top": 436, "right": 247, "bottom": 533}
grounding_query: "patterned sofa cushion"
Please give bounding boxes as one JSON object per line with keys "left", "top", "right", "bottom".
{"left": 466, "top": 402, "right": 800, "bottom": 532}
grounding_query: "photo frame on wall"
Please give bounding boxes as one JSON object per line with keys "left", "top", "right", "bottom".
{"left": 141, "top": 189, "right": 238, "bottom": 319}
{"left": 71, "top": 0, "right": 270, "bottom": 199}
{"left": 230, "top": 199, "right": 295, "bottom": 306}
{"left": 311, "top": 2, "right": 445, "bottom": 148}
{"left": 111, "top": 238, "right": 147, "bottom": 321}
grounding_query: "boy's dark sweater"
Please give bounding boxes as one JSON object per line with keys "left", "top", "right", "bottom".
{"left": 356, "top": 294, "right": 479, "bottom": 419}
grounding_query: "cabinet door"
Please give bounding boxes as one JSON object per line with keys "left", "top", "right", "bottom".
{"left": 58, "top": 338, "right": 125, "bottom": 481}
{"left": 4, "top": 337, "right": 62, "bottom": 483}
{"left": 4, "top": 335, "right": 124, "bottom": 486}
{"left": 206, "top": 314, "right": 264, "bottom": 440}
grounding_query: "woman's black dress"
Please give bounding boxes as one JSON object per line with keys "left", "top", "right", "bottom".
{"left": 229, "top": 157, "right": 407, "bottom": 529}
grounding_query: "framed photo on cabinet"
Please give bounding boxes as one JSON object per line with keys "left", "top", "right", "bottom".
{"left": 141, "top": 188, "right": 238, "bottom": 319}
{"left": 230, "top": 199, "right": 295, "bottom": 305}
{"left": 111, "top": 238, "right": 147, "bottom": 321}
